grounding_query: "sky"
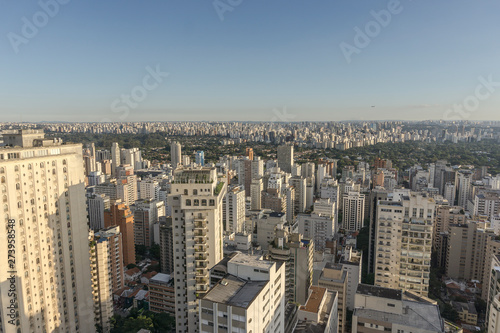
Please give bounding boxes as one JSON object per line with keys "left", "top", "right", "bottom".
{"left": 0, "top": 0, "right": 499, "bottom": 122}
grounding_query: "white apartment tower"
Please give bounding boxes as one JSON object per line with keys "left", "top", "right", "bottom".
{"left": 111, "top": 142, "right": 120, "bottom": 178}
{"left": 223, "top": 186, "right": 245, "bottom": 233}
{"left": 374, "top": 193, "right": 435, "bottom": 296}
{"left": 342, "top": 191, "right": 365, "bottom": 232}
{"left": 170, "top": 141, "right": 182, "bottom": 169}
{"left": 168, "top": 167, "right": 227, "bottom": 333}
{"left": 0, "top": 130, "right": 94, "bottom": 333}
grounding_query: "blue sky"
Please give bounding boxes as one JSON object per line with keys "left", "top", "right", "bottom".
{"left": 1, "top": 0, "right": 499, "bottom": 122}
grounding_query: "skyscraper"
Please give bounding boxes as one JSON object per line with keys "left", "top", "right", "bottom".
{"left": 170, "top": 141, "right": 182, "bottom": 169}
{"left": 104, "top": 200, "right": 136, "bottom": 266}
{"left": 277, "top": 144, "right": 293, "bottom": 174}
{"left": 90, "top": 225, "right": 125, "bottom": 332}
{"left": 111, "top": 142, "right": 120, "bottom": 178}
{"left": 342, "top": 191, "right": 365, "bottom": 232}
{"left": 195, "top": 151, "right": 205, "bottom": 166}
{"left": 0, "top": 129, "right": 94, "bottom": 332}
{"left": 168, "top": 167, "right": 226, "bottom": 332}
{"left": 374, "top": 193, "right": 435, "bottom": 296}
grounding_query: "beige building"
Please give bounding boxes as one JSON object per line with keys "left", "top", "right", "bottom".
{"left": 374, "top": 193, "right": 435, "bottom": 296}
{"left": 149, "top": 273, "right": 175, "bottom": 315}
{"left": 0, "top": 130, "right": 94, "bottom": 333}
{"left": 446, "top": 221, "right": 493, "bottom": 281}
{"left": 90, "top": 225, "right": 125, "bottom": 332}
{"left": 318, "top": 263, "right": 348, "bottom": 333}
{"left": 433, "top": 206, "right": 465, "bottom": 268}
{"left": 268, "top": 231, "right": 314, "bottom": 304}
{"left": 168, "top": 167, "right": 227, "bottom": 332}
{"left": 489, "top": 292, "right": 500, "bottom": 333}
{"left": 199, "top": 253, "right": 286, "bottom": 333}
{"left": 294, "top": 286, "right": 339, "bottom": 333}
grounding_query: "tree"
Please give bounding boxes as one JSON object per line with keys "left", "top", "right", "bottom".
{"left": 441, "top": 303, "right": 459, "bottom": 322}
{"left": 126, "top": 263, "right": 137, "bottom": 270}
{"left": 122, "top": 315, "right": 154, "bottom": 333}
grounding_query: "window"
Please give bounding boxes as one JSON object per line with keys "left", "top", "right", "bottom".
{"left": 0, "top": 176, "right": 5, "bottom": 184}
{"left": 186, "top": 199, "right": 191, "bottom": 206}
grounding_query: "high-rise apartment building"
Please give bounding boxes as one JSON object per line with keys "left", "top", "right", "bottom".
{"left": 111, "top": 142, "right": 120, "bottom": 178}
{"left": 168, "top": 167, "right": 227, "bottom": 332}
{"left": 104, "top": 200, "right": 135, "bottom": 265}
{"left": 158, "top": 216, "right": 174, "bottom": 274}
{"left": 318, "top": 263, "right": 348, "bottom": 333}
{"left": 223, "top": 186, "right": 245, "bottom": 234}
{"left": 297, "top": 213, "right": 335, "bottom": 251}
{"left": 342, "top": 191, "right": 365, "bottom": 232}
{"left": 0, "top": 129, "right": 94, "bottom": 332}
{"left": 90, "top": 225, "right": 125, "bottom": 332}
{"left": 131, "top": 198, "right": 165, "bottom": 247}
{"left": 170, "top": 141, "right": 182, "bottom": 169}
{"left": 374, "top": 193, "right": 435, "bottom": 296}
{"left": 457, "top": 170, "right": 473, "bottom": 209}
{"left": 87, "top": 193, "right": 110, "bottom": 231}
{"left": 195, "top": 151, "right": 205, "bottom": 166}
{"left": 268, "top": 231, "right": 313, "bottom": 304}
{"left": 277, "top": 144, "right": 293, "bottom": 174}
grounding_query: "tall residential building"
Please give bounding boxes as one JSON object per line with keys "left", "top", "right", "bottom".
{"left": 342, "top": 191, "right": 365, "bottom": 232}
{"left": 318, "top": 263, "right": 348, "bottom": 333}
{"left": 168, "top": 167, "right": 227, "bottom": 332}
{"left": 340, "top": 246, "right": 362, "bottom": 311}
{"left": 87, "top": 193, "right": 110, "bottom": 231}
{"left": 474, "top": 192, "right": 500, "bottom": 220}
{"left": 289, "top": 176, "right": 307, "bottom": 215}
{"left": 433, "top": 206, "right": 466, "bottom": 269}
{"left": 374, "top": 193, "right": 436, "bottom": 296}
{"left": 277, "top": 144, "right": 294, "bottom": 174}
{"left": 131, "top": 198, "right": 165, "bottom": 247}
{"left": 138, "top": 179, "right": 159, "bottom": 200}
{"left": 0, "top": 129, "right": 94, "bottom": 332}
{"left": 199, "top": 253, "right": 286, "bottom": 333}
{"left": 268, "top": 230, "right": 314, "bottom": 304}
{"left": 446, "top": 221, "right": 493, "bottom": 281}
{"left": 245, "top": 147, "right": 253, "bottom": 160}
{"left": 90, "top": 226, "right": 125, "bottom": 333}
{"left": 195, "top": 151, "right": 205, "bottom": 166}
{"left": 352, "top": 284, "right": 452, "bottom": 333}
{"left": 104, "top": 200, "right": 136, "bottom": 265}
{"left": 111, "top": 142, "right": 120, "bottom": 177}
{"left": 457, "top": 170, "right": 473, "bottom": 209}
{"left": 297, "top": 213, "right": 335, "bottom": 251}
{"left": 170, "top": 141, "right": 182, "bottom": 169}
{"left": 250, "top": 178, "right": 263, "bottom": 210}
{"left": 223, "top": 186, "right": 245, "bottom": 233}
{"left": 159, "top": 216, "right": 174, "bottom": 274}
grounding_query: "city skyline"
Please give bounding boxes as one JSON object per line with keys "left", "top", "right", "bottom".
{"left": 1, "top": 1, "right": 500, "bottom": 122}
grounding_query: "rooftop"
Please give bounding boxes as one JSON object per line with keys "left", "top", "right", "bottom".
{"left": 299, "top": 286, "right": 326, "bottom": 314}
{"left": 228, "top": 252, "right": 275, "bottom": 271}
{"left": 356, "top": 284, "right": 401, "bottom": 300}
{"left": 202, "top": 274, "right": 268, "bottom": 309}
